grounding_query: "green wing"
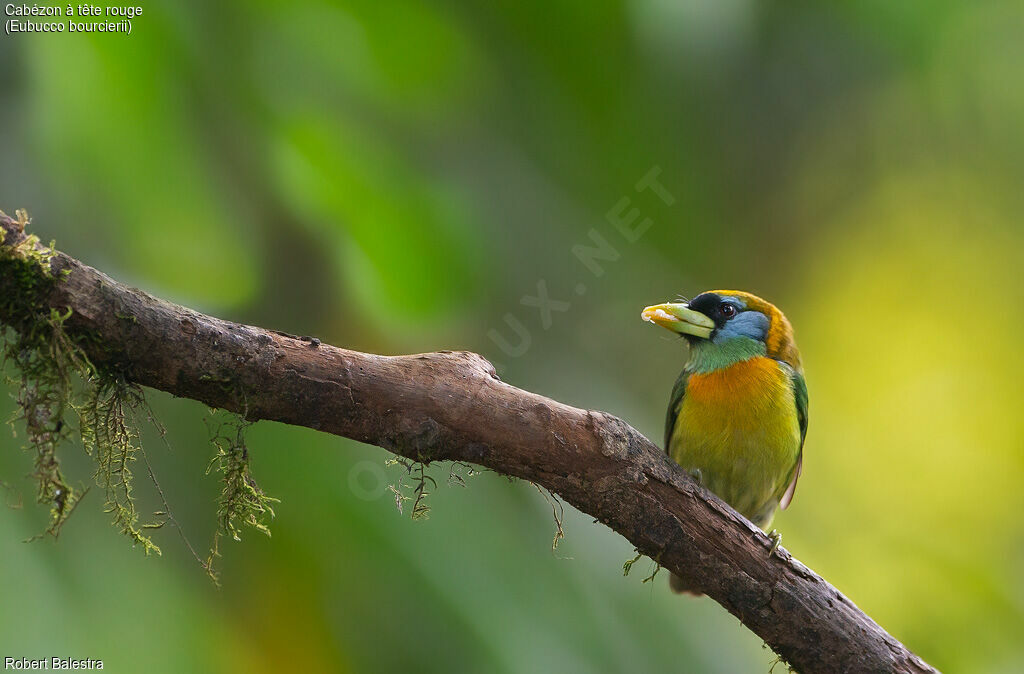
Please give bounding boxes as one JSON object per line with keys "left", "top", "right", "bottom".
{"left": 663, "top": 370, "right": 690, "bottom": 451}
{"left": 793, "top": 370, "right": 808, "bottom": 449}
{"left": 779, "top": 368, "right": 808, "bottom": 510}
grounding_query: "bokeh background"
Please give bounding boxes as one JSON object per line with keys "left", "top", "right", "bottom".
{"left": 2, "top": 2, "right": 1023, "bottom": 672}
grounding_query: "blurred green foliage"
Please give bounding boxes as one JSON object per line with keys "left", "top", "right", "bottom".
{"left": 2, "top": 1, "right": 1023, "bottom": 672}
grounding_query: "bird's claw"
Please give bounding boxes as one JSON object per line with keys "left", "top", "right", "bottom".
{"left": 689, "top": 468, "right": 703, "bottom": 486}
{"left": 767, "top": 529, "right": 782, "bottom": 557}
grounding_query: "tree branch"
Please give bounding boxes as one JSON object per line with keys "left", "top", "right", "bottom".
{"left": 0, "top": 212, "right": 935, "bottom": 674}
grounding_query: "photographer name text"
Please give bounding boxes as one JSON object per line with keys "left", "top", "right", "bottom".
{"left": 4, "top": 658, "right": 103, "bottom": 670}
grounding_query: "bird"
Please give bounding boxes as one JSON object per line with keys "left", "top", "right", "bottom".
{"left": 641, "top": 290, "right": 807, "bottom": 594}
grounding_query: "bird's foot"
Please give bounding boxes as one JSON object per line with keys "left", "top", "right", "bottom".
{"left": 688, "top": 468, "right": 703, "bottom": 486}
{"left": 767, "top": 529, "right": 782, "bottom": 557}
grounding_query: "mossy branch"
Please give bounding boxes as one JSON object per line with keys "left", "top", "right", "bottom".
{"left": 0, "top": 211, "right": 936, "bottom": 674}
{"left": 1, "top": 210, "right": 88, "bottom": 538}
{"left": 0, "top": 209, "right": 274, "bottom": 570}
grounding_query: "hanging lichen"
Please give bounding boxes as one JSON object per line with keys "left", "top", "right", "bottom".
{"left": 205, "top": 412, "right": 278, "bottom": 582}
{"left": 1, "top": 209, "right": 91, "bottom": 537}
{"left": 385, "top": 458, "right": 481, "bottom": 522}
{"left": 78, "top": 375, "right": 162, "bottom": 555}
{"left": 1, "top": 210, "right": 276, "bottom": 578}
{"left": 386, "top": 457, "right": 436, "bottom": 520}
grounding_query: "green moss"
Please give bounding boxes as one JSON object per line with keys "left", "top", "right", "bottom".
{"left": 205, "top": 413, "right": 278, "bottom": 583}
{"left": 386, "top": 457, "right": 435, "bottom": 520}
{"left": 621, "top": 551, "right": 661, "bottom": 583}
{"left": 385, "top": 459, "right": 481, "bottom": 522}
{"left": 766, "top": 651, "right": 795, "bottom": 673}
{"left": 78, "top": 376, "right": 161, "bottom": 555}
{"left": 533, "top": 483, "right": 566, "bottom": 551}
{"left": 622, "top": 551, "right": 643, "bottom": 576}
{"left": 1, "top": 211, "right": 90, "bottom": 537}
{"left": 1, "top": 213, "right": 274, "bottom": 577}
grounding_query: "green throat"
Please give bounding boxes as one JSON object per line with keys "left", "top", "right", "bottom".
{"left": 686, "top": 337, "right": 766, "bottom": 373}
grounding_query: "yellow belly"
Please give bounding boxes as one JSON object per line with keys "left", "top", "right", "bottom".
{"left": 669, "top": 357, "right": 800, "bottom": 528}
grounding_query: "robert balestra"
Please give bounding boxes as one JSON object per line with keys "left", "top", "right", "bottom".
{"left": 5, "top": 657, "right": 103, "bottom": 670}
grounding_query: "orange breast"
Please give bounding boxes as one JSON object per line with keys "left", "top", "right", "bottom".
{"left": 684, "top": 357, "right": 791, "bottom": 420}
{"left": 671, "top": 356, "right": 800, "bottom": 526}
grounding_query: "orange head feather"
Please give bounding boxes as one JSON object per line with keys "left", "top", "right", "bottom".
{"left": 709, "top": 290, "right": 801, "bottom": 372}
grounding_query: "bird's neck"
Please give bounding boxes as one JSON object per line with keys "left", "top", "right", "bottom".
{"left": 686, "top": 337, "right": 766, "bottom": 374}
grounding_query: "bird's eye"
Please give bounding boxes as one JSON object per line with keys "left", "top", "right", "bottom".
{"left": 720, "top": 303, "right": 737, "bottom": 318}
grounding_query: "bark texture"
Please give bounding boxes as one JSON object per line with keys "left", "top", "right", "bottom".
{"left": 0, "top": 212, "right": 936, "bottom": 674}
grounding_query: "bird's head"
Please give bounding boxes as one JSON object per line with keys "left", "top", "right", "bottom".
{"left": 642, "top": 290, "right": 801, "bottom": 371}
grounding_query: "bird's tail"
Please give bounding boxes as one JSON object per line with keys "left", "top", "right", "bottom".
{"left": 669, "top": 572, "right": 702, "bottom": 596}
